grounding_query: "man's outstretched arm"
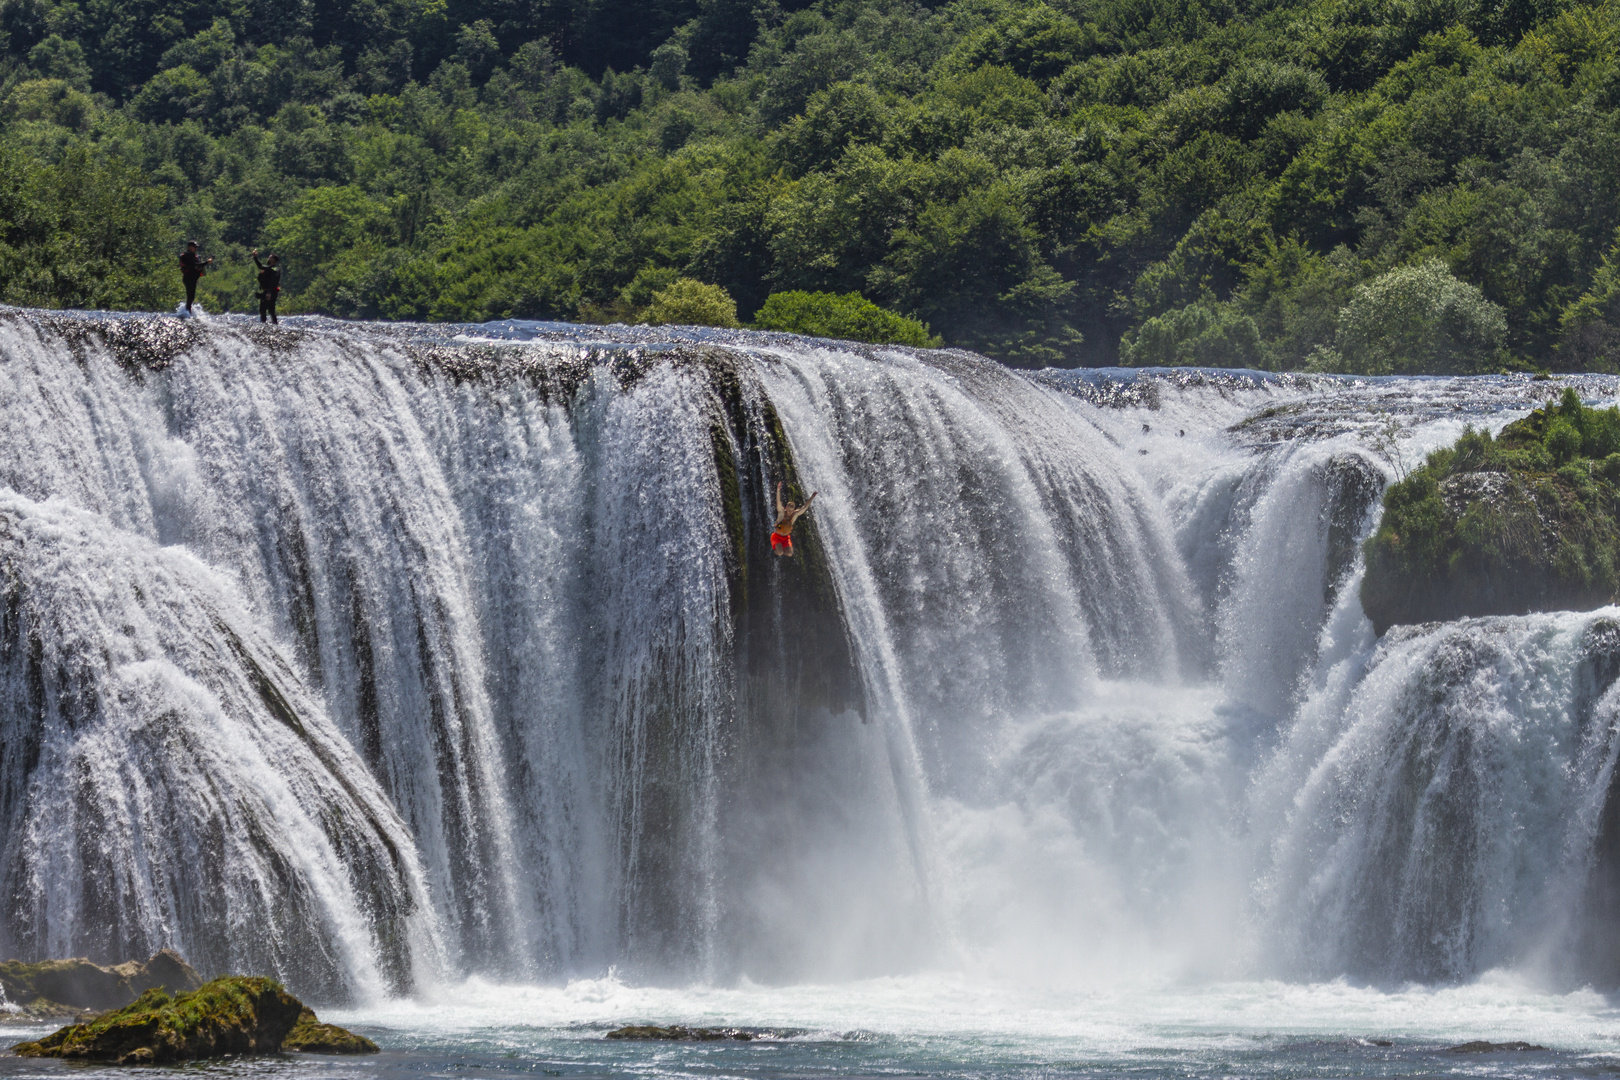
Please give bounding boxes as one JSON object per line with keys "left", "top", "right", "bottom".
{"left": 776, "top": 481, "right": 786, "bottom": 516}
{"left": 793, "top": 491, "right": 818, "bottom": 523}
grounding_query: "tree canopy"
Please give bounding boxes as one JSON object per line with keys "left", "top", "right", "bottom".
{"left": 5, "top": 0, "right": 1620, "bottom": 369}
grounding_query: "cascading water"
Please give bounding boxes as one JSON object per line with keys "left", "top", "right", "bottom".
{"left": 4, "top": 309, "right": 1620, "bottom": 1009}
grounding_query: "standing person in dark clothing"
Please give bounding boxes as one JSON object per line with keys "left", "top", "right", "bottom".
{"left": 178, "top": 241, "right": 213, "bottom": 313}
{"left": 252, "top": 249, "right": 281, "bottom": 324}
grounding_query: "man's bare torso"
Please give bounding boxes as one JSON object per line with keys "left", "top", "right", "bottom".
{"left": 774, "top": 505, "right": 806, "bottom": 535}
{"left": 774, "top": 482, "right": 815, "bottom": 538}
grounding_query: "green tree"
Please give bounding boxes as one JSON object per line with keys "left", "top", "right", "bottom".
{"left": 1328, "top": 260, "right": 1508, "bottom": 374}
{"left": 1120, "top": 302, "right": 1264, "bottom": 367}
{"left": 754, "top": 290, "right": 939, "bottom": 345}
{"left": 642, "top": 278, "right": 740, "bottom": 326}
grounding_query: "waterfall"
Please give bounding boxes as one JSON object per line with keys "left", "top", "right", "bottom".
{"left": 0, "top": 491, "right": 441, "bottom": 1001}
{"left": 3, "top": 308, "right": 1619, "bottom": 998}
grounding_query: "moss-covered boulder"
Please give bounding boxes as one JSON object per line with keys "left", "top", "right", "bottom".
{"left": 0, "top": 950, "right": 203, "bottom": 1020}
{"left": 1362, "top": 388, "right": 1620, "bottom": 633}
{"left": 11, "top": 976, "right": 303, "bottom": 1064}
{"left": 281, "top": 1006, "right": 379, "bottom": 1054}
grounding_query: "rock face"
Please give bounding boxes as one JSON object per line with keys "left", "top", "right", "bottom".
{"left": 1362, "top": 390, "right": 1620, "bottom": 634}
{"left": 281, "top": 1006, "right": 380, "bottom": 1054}
{"left": 0, "top": 950, "right": 204, "bottom": 1019}
{"left": 11, "top": 976, "right": 303, "bottom": 1064}
{"left": 606, "top": 1025, "right": 755, "bottom": 1041}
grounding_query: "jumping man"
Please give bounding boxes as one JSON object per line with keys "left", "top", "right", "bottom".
{"left": 252, "top": 249, "right": 281, "bottom": 324}
{"left": 178, "top": 241, "right": 213, "bottom": 313}
{"left": 771, "top": 481, "right": 817, "bottom": 557}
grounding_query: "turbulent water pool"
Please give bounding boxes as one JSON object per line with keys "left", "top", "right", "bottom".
{"left": 7, "top": 976, "right": 1620, "bottom": 1078}
{"left": 5, "top": 310, "right": 1620, "bottom": 1076}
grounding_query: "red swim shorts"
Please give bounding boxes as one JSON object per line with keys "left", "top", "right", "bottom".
{"left": 771, "top": 532, "right": 792, "bottom": 552}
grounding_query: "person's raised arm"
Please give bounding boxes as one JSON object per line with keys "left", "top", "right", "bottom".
{"left": 252, "top": 249, "right": 264, "bottom": 270}
{"left": 776, "top": 481, "right": 785, "bottom": 516}
{"left": 793, "top": 491, "right": 818, "bottom": 523}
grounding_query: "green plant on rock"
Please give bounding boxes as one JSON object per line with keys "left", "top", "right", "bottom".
{"left": 1361, "top": 387, "right": 1620, "bottom": 632}
{"left": 11, "top": 976, "right": 304, "bottom": 1065}
{"left": 282, "top": 1007, "right": 381, "bottom": 1054}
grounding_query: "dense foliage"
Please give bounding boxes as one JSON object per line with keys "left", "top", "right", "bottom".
{"left": 755, "top": 290, "right": 940, "bottom": 344}
{"left": 1361, "top": 388, "right": 1620, "bottom": 631}
{"left": 8, "top": 0, "right": 1620, "bottom": 366}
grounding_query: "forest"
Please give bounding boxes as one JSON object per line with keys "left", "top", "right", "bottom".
{"left": 1, "top": 0, "right": 1619, "bottom": 369}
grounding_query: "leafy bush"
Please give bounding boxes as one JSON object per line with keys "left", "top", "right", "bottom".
{"left": 1333, "top": 261, "right": 1508, "bottom": 375}
{"left": 642, "top": 278, "right": 740, "bottom": 327}
{"left": 1120, "top": 302, "right": 1264, "bottom": 367}
{"left": 753, "top": 290, "right": 939, "bottom": 346}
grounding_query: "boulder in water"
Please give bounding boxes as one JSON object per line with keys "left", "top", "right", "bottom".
{"left": 10, "top": 976, "right": 303, "bottom": 1064}
{"left": 281, "top": 1006, "right": 380, "bottom": 1053}
{"left": 1362, "top": 389, "right": 1620, "bottom": 634}
{"left": 605, "top": 1025, "right": 755, "bottom": 1041}
{"left": 0, "top": 950, "right": 203, "bottom": 1019}
{"left": 1446, "top": 1040, "right": 1547, "bottom": 1052}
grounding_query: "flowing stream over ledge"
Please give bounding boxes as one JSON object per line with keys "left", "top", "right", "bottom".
{"left": 6, "top": 309, "right": 1620, "bottom": 1039}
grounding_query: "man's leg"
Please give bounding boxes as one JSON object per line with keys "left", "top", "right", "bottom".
{"left": 259, "top": 293, "right": 268, "bottom": 322}
{"left": 269, "top": 292, "right": 278, "bottom": 325}
{"left": 184, "top": 278, "right": 196, "bottom": 311}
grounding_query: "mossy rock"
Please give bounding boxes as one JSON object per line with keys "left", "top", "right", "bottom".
{"left": 11, "top": 976, "right": 303, "bottom": 1064}
{"left": 281, "top": 1006, "right": 380, "bottom": 1054}
{"left": 1362, "top": 388, "right": 1620, "bottom": 633}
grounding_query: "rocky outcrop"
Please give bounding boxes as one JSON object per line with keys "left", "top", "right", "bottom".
{"left": 11, "top": 976, "right": 303, "bottom": 1064}
{"left": 1447, "top": 1041, "right": 1547, "bottom": 1052}
{"left": 0, "top": 950, "right": 203, "bottom": 1020}
{"left": 281, "top": 1006, "right": 380, "bottom": 1053}
{"left": 1361, "top": 390, "right": 1620, "bottom": 634}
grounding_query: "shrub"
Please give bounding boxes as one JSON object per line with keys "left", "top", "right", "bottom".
{"left": 753, "top": 290, "right": 940, "bottom": 346}
{"left": 1334, "top": 260, "right": 1507, "bottom": 374}
{"left": 1548, "top": 417, "right": 1582, "bottom": 463}
{"left": 641, "top": 278, "right": 740, "bottom": 327}
{"left": 1120, "top": 301, "right": 1264, "bottom": 367}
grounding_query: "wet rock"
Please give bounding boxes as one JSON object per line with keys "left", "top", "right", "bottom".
{"left": 11, "top": 976, "right": 304, "bottom": 1064}
{"left": 1572, "top": 617, "right": 1620, "bottom": 988}
{"left": 114, "top": 950, "right": 205, "bottom": 998}
{"left": 1446, "top": 1040, "right": 1547, "bottom": 1052}
{"left": 281, "top": 1006, "right": 380, "bottom": 1054}
{"left": 0, "top": 950, "right": 203, "bottom": 1018}
{"left": 605, "top": 1025, "right": 756, "bottom": 1041}
{"left": 1321, "top": 453, "right": 1384, "bottom": 606}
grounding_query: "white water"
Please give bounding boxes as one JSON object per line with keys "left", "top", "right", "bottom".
{"left": 3, "top": 311, "right": 1620, "bottom": 1027}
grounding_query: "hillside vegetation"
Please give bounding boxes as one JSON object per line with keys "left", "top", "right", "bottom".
{"left": 5, "top": 0, "right": 1620, "bottom": 367}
